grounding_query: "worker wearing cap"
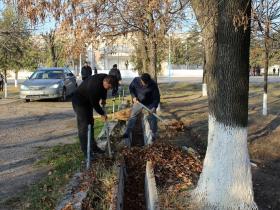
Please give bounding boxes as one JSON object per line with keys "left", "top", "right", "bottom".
{"left": 122, "top": 73, "right": 160, "bottom": 140}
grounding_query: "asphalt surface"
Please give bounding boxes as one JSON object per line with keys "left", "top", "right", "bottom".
{"left": 0, "top": 99, "right": 77, "bottom": 204}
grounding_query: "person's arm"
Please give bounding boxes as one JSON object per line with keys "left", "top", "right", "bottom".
{"left": 129, "top": 78, "right": 137, "bottom": 99}
{"left": 81, "top": 67, "right": 85, "bottom": 77}
{"left": 118, "top": 69, "right": 122, "bottom": 81}
{"left": 151, "top": 84, "right": 160, "bottom": 109}
{"left": 89, "top": 67, "right": 92, "bottom": 76}
{"left": 89, "top": 83, "right": 105, "bottom": 116}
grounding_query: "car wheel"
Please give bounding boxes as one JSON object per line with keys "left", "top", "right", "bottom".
{"left": 25, "top": 99, "right": 30, "bottom": 102}
{"left": 60, "top": 88, "right": 66, "bottom": 102}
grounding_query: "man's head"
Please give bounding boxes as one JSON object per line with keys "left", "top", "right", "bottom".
{"left": 103, "top": 75, "right": 116, "bottom": 90}
{"left": 140, "top": 73, "right": 152, "bottom": 87}
{"left": 84, "top": 61, "right": 89, "bottom": 66}
{"left": 113, "top": 64, "right": 117, "bottom": 68}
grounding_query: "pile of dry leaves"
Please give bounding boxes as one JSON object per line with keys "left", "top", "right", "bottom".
{"left": 121, "top": 143, "right": 202, "bottom": 209}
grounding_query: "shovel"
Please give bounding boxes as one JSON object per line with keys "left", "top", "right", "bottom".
{"left": 103, "top": 105, "right": 112, "bottom": 158}
{"left": 138, "top": 102, "right": 166, "bottom": 123}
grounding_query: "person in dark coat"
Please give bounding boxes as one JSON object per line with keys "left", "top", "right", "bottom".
{"left": 94, "top": 67, "right": 98, "bottom": 75}
{"left": 109, "top": 64, "right": 122, "bottom": 96}
{"left": 122, "top": 73, "right": 160, "bottom": 141}
{"left": 72, "top": 74, "right": 116, "bottom": 157}
{"left": 81, "top": 61, "right": 92, "bottom": 81}
{"left": 0, "top": 73, "right": 4, "bottom": 92}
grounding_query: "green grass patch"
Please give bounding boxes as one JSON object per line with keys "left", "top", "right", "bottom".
{"left": 83, "top": 159, "right": 118, "bottom": 210}
{"left": 20, "top": 142, "right": 83, "bottom": 210}
{"left": 10, "top": 118, "right": 105, "bottom": 210}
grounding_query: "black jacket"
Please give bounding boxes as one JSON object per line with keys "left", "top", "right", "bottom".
{"left": 72, "top": 74, "right": 107, "bottom": 115}
{"left": 129, "top": 77, "right": 160, "bottom": 109}
{"left": 109, "top": 67, "right": 122, "bottom": 81}
{"left": 81, "top": 65, "right": 92, "bottom": 80}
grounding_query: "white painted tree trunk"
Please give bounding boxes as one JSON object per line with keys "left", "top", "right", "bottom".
{"left": 4, "top": 82, "right": 7, "bottom": 98}
{"left": 202, "top": 83, "right": 207, "bottom": 96}
{"left": 14, "top": 71, "right": 18, "bottom": 87}
{"left": 193, "top": 115, "right": 257, "bottom": 210}
{"left": 262, "top": 93, "right": 267, "bottom": 116}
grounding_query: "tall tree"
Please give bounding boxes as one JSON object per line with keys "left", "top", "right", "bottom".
{"left": 190, "top": 0, "right": 257, "bottom": 209}
{"left": 252, "top": 0, "right": 280, "bottom": 115}
{"left": 12, "top": 0, "right": 188, "bottom": 81}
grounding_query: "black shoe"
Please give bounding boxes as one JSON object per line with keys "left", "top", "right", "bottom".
{"left": 92, "top": 147, "right": 105, "bottom": 154}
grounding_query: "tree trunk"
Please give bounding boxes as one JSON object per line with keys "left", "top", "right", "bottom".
{"left": 202, "top": 48, "right": 207, "bottom": 96}
{"left": 14, "top": 70, "right": 18, "bottom": 87}
{"left": 51, "top": 44, "right": 58, "bottom": 67}
{"left": 4, "top": 69, "right": 7, "bottom": 83}
{"left": 147, "top": 12, "right": 158, "bottom": 82}
{"left": 149, "top": 38, "right": 158, "bottom": 82}
{"left": 191, "top": 0, "right": 257, "bottom": 209}
{"left": 263, "top": 21, "right": 269, "bottom": 116}
{"left": 139, "top": 32, "right": 149, "bottom": 73}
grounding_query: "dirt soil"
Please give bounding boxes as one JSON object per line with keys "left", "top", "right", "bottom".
{"left": 123, "top": 115, "right": 146, "bottom": 210}
{"left": 159, "top": 82, "right": 280, "bottom": 210}
{"left": 0, "top": 99, "right": 77, "bottom": 206}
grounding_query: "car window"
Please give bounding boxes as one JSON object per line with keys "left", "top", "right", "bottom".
{"left": 30, "top": 70, "right": 64, "bottom": 79}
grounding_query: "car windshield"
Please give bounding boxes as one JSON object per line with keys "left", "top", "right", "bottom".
{"left": 30, "top": 70, "right": 64, "bottom": 79}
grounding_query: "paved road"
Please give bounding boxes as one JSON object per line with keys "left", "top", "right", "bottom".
{"left": 0, "top": 100, "right": 77, "bottom": 204}
{"left": 7, "top": 75, "right": 280, "bottom": 87}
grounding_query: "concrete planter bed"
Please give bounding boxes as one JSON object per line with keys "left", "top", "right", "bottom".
{"left": 56, "top": 112, "right": 202, "bottom": 210}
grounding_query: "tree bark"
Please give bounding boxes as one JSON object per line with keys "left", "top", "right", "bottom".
{"left": 149, "top": 37, "right": 158, "bottom": 82}
{"left": 147, "top": 12, "right": 158, "bottom": 82}
{"left": 191, "top": 0, "right": 257, "bottom": 209}
{"left": 202, "top": 48, "right": 207, "bottom": 96}
{"left": 139, "top": 31, "right": 149, "bottom": 73}
{"left": 263, "top": 20, "right": 269, "bottom": 116}
{"left": 14, "top": 70, "right": 18, "bottom": 87}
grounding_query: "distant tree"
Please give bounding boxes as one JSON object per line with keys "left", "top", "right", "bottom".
{"left": 42, "top": 29, "right": 68, "bottom": 67}
{"left": 185, "top": 25, "right": 203, "bottom": 66}
{"left": 0, "top": 6, "right": 31, "bottom": 84}
{"left": 252, "top": 0, "right": 280, "bottom": 115}
{"left": 12, "top": 0, "right": 188, "bottom": 81}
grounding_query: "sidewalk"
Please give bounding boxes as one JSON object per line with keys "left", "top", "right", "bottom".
{"left": 0, "top": 98, "right": 22, "bottom": 105}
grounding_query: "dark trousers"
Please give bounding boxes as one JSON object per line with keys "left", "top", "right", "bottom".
{"left": 112, "top": 83, "right": 119, "bottom": 96}
{"left": 124, "top": 103, "right": 157, "bottom": 137}
{"left": 72, "top": 102, "right": 97, "bottom": 157}
{"left": 0, "top": 81, "right": 3, "bottom": 91}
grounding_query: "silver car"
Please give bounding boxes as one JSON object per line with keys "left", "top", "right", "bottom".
{"left": 20, "top": 67, "right": 77, "bottom": 102}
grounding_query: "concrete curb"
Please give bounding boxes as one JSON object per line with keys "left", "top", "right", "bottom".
{"left": 145, "top": 161, "right": 160, "bottom": 210}
{"left": 110, "top": 163, "right": 126, "bottom": 210}
{"left": 142, "top": 115, "right": 154, "bottom": 145}
{"left": 55, "top": 172, "right": 88, "bottom": 210}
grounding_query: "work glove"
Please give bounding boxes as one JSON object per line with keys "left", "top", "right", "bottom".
{"left": 101, "top": 114, "right": 108, "bottom": 121}
{"left": 101, "top": 99, "right": 106, "bottom": 106}
{"left": 150, "top": 107, "right": 156, "bottom": 114}
{"left": 133, "top": 97, "right": 139, "bottom": 104}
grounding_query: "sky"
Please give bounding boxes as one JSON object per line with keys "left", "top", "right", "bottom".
{"left": 0, "top": 0, "right": 198, "bottom": 35}
{"left": 0, "top": 0, "right": 55, "bottom": 34}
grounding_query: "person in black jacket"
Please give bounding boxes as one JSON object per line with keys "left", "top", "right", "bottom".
{"left": 72, "top": 74, "right": 116, "bottom": 157}
{"left": 81, "top": 61, "right": 92, "bottom": 81}
{"left": 122, "top": 73, "right": 160, "bottom": 140}
{"left": 109, "top": 64, "right": 122, "bottom": 96}
{"left": 94, "top": 67, "right": 98, "bottom": 75}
